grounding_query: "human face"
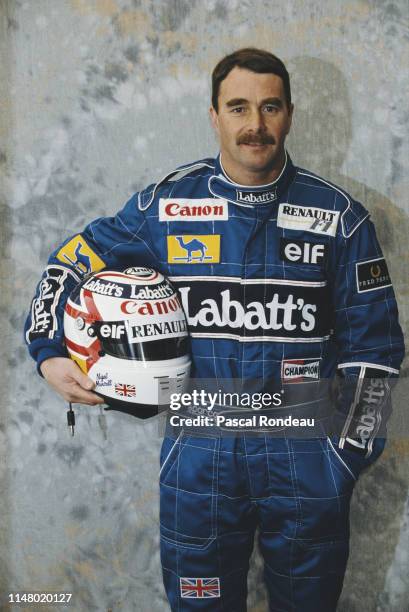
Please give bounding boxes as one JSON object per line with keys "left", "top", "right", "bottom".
{"left": 210, "top": 67, "right": 293, "bottom": 185}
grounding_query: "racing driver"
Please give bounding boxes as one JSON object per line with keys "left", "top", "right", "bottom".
{"left": 25, "top": 48, "right": 405, "bottom": 611}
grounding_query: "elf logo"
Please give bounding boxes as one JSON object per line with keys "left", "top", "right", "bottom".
{"left": 280, "top": 239, "right": 327, "bottom": 265}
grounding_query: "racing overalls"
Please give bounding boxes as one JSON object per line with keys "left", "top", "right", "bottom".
{"left": 25, "top": 153, "right": 405, "bottom": 611}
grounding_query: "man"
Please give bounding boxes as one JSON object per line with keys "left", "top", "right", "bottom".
{"left": 25, "top": 48, "right": 404, "bottom": 611}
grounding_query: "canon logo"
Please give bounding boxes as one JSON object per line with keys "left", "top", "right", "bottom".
{"left": 165, "top": 203, "right": 224, "bottom": 217}
{"left": 159, "top": 198, "right": 228, "bottom": 221}
{"left": 121, "top": 295, "right": 182, "bottom": 315}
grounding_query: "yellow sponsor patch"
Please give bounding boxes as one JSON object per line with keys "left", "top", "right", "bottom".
{"left": 56, "top": 235, "right": 105, "bottom": 274}
{"left": 167, "top": 235, "right": 220, "bottom": 264}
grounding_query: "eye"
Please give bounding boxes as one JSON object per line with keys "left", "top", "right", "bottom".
{"left": 230, "top": 106, "right": 245, "bottom": 113}
{"left": 263, "top": 104, "right": 279, "bottom": 113}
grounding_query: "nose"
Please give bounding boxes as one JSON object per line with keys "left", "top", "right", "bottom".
{"left": 247, "top": 108, "right": 266, "bottom": 131}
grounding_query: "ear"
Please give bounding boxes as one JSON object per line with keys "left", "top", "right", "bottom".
{"left": 209, "top": 106, "right": 219, "bottom": 134}
{"left": 286, "top": 103, "right": 294, "bottom": 135}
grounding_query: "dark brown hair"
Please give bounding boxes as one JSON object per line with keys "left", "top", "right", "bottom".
{"left": 211, "top": 47, "right": 291, "bottom": 112}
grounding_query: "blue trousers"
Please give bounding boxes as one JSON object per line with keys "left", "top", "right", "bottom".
{"left": 159, "top": 434, "right": 382, "bottom": 611}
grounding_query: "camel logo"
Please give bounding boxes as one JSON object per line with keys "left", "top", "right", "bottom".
{"left": 167, "top": 235, "right": 220, "bottom": 264}
{"left": 56, "top": 235, "right": 105, "bottom": 275}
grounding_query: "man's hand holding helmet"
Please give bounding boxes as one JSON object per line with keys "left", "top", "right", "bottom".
{"left": 40, "top": 357, "right": 105, "bottom": 405}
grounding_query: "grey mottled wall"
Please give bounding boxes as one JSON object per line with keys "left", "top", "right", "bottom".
{"left": 1, "top": 0, "right": 408, "bottom": 611}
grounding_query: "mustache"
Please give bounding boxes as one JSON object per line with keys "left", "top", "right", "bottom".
{"left": 237, "top": 133, "right": 275, "bottom": 146}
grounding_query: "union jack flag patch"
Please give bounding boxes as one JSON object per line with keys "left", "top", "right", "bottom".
{"left": 180, "top": 577, "right": 220, "bottom": 598}
{"left": 114, "top": 383, "right": 136, "bottom": 397}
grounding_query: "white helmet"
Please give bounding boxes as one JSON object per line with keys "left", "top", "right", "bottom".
{"left": 63, "top": 267, "right": 191, "bottom": 418}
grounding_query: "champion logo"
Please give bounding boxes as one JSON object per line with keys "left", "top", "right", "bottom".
{"left": 236, "top": 189, "right": 277, "bottom": 204}
{"left": 281, "top": 359, "right": 320, "bottom": 383}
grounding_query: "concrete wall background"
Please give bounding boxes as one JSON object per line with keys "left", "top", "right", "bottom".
{"left": 0, "top": 0, "right": 408, "bottom": 610}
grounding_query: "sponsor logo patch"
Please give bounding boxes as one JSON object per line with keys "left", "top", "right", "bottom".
{"left": 56, "top": 235, "right": 105, "bottom": 275}
{"left": 236, "top": 189, "right": 277, "bottom": 204}
{"left": 171, "top": 278, "right": 331, "bottom": 341}
{"left": 26, "top": 266, "right": 73, "bottom": 341}
{"left": 280, "top": 238, "right": 328, "bottom": 265}
{"left": 281, "top": 359, "right": 320, "bottom": 383}
{"left": 277, "top": 204, "right": 340, "bottom": 237}
{"left": 99, "top": 318, "right": 187, "bottom": 341}
{"left": 344, "top": 368, "right": 390, "bottom": 449}
{"left": 167, "top": 235, "right": 220, "bottom": 264}
{"left": 83, "top": 277, "right": 174, "bottom": 300}
{"left": 120, "top": 294, "right": 183, "bottom": 316}
{"left": 123, "top": 267, "right": 157, "bottom": 277}
{"left": 159, "top": 198, "right": 228, "bottom": 221}
{"left": 83, "top": 277, "right": 123, "bottom": 297}
{"left": 180, "top": 577, "right": 220, "bottom": 599}
{"left": 356, "top": 257, "right": 391, "bottom": 293}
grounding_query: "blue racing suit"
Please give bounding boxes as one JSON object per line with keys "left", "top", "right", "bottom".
{"left": 25, "top": 153, "right": 405, "bottom": 611}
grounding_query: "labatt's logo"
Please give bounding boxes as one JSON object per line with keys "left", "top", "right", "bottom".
{"left": 83, "top": 278, "right": 123, "bottom": 297}
{"left": 236, "top": 189, "right": 277, "bottom": 204}
{"left": 179, "top": 288, "right": 316, "bottom": 331}
{"left": 121, "top": 294, "right": 182, "bottom": 315}
{"left": 159, "top": 198, "right": 228, "bottom": 221}
{"left": 355, "top": 378, "right": 387, "bottom": 444}
{"left": 130, "top": 284, "right": 174, "bottom": 300}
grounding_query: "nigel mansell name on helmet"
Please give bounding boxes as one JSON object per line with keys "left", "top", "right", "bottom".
{"left": 172, "top": 280, "right": 331, "bottom": 340}
{"left": 82, "top": 277, "right": 174, "bottom": 300}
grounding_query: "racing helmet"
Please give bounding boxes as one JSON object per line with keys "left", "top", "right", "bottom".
{"left": 63, "top": 267, "right": 191, "bottom": 418}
